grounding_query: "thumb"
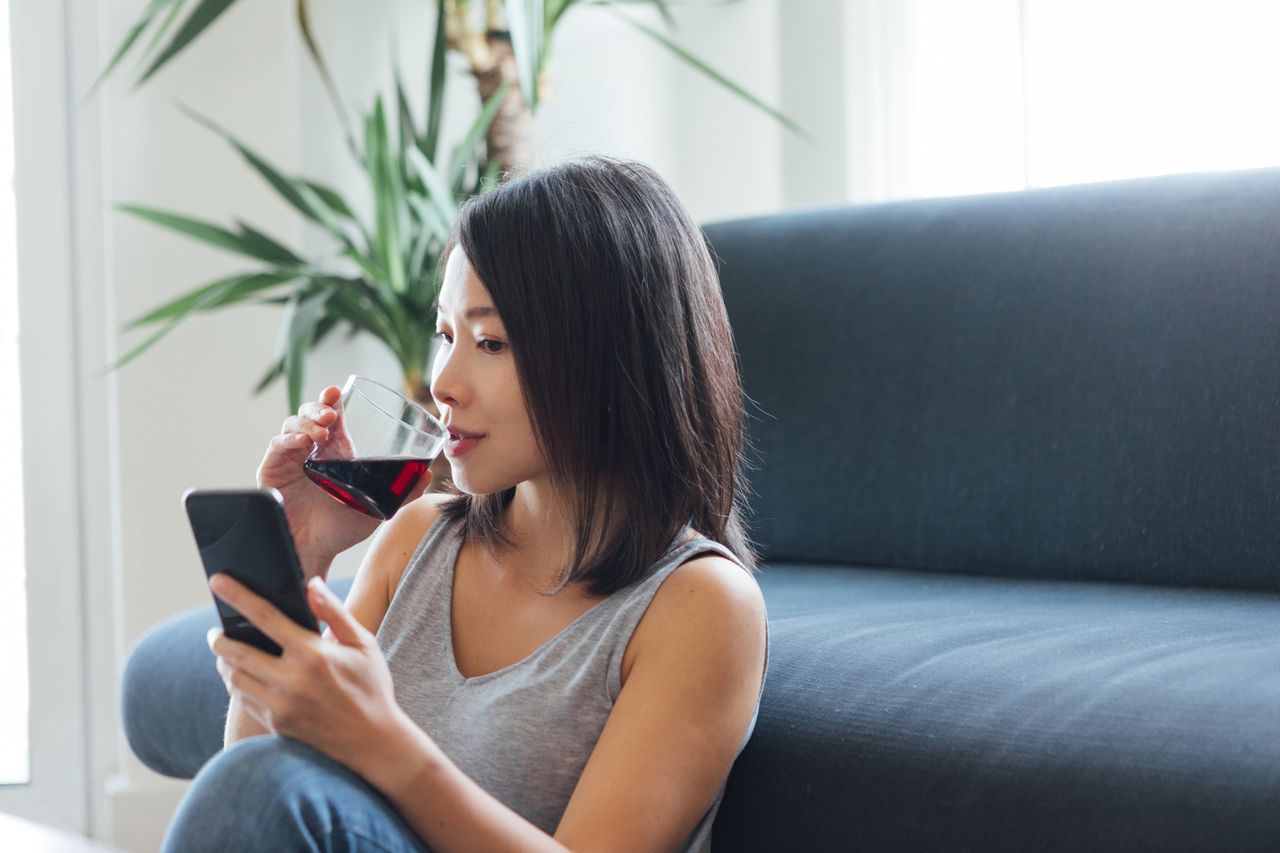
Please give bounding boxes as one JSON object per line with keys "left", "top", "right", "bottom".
{"left": 307, "top": 577, "right": 366, "bottom": 647}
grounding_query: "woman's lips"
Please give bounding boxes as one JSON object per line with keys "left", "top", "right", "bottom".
{"left": 445, "top": 434, "right": 484, "bottom": 458}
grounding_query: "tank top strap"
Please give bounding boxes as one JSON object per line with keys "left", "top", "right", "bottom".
{"left": 375, "top": 510, "right": 458, "bottom": 671}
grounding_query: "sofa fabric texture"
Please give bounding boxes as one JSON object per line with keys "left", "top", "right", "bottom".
{"left": 706, "top": 167, "right": 1280, "bottom": 593}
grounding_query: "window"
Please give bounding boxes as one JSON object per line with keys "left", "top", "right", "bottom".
{"left": 0, "top": 0, "right": 92, "bottom": 830}
{"left": 860, "top": 0, "right": 1280, "bottom": 201}
{"left": 0, "top": 0, "right": 30, "bottom": 788}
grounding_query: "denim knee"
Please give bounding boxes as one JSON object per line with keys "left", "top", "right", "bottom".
{"left": 160, "top": 735, "right": 429, "bottom": 853}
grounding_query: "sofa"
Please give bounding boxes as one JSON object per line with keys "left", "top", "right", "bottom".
{"left": 123, "top": 166, "right": 1280, "bottom": 851}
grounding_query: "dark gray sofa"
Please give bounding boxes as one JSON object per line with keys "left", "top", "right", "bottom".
{"left": 123, "top": 166, "right": 1280, "bottom": 851}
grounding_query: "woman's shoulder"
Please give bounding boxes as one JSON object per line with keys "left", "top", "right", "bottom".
{"left": 334, "top": 493, "right": 455, "bottom": 638}
{"left": 403, "top": 491, "right": 455, "bottom": 533}
{"left": 380, "top": 493, "right": 455, "bottom": 591}
{"left": 619, "top": 534, "right": 766, "bottom": 688}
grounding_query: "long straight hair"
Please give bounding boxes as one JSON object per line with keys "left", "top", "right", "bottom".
{"left": 434, "top": 156, "right": 760, "bottom": 597}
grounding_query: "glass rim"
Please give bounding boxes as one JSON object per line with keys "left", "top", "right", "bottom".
{"left": 344, "top": 374, "right": 445, "bottom": 440}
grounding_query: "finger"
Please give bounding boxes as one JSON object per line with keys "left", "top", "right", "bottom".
{"left": 210, "top": 621, "right": 288, "bottom": 684}
{"left": 281, "top": 414, "right": 330, "bottom": 443}
{"left": 209, "top": 573, "right": 312, "bottom": 653}
{"left": 306, "top": 404, "right": 333, "bottom": 428}
{"left": 225, "top": 662, "right": 273, "bottom": 704}
{"left": 210, "top": 627, "right": 289, "bottom": 685}
{"left": 321, "top": 397, "right": 360, "bottom": 458}
{"left": 306, "top": 576, "right": 369, "bottom": 647}
{"left": 271, "top": 431, "right": 315, "bottom": 456}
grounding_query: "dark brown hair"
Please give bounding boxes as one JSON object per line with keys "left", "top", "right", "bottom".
{"left": 434, "top": 155, "right": 759, "bottom": 597}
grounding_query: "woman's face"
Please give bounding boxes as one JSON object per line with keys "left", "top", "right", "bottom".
{"left": 431, "top": 247, "right": 545, "bottom": 495}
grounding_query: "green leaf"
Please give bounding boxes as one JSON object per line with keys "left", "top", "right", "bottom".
{"left": 408, "top": 227, "right": 443, "bottom": 288}
{"left": 175, "top": 103, "right": 365, "bottom": 252}
{"left": 299, "top": 180, "right": 357, "bottom": 221}
{"left": 177, "top": 104, "right": 315, "bottom": 209}
{"left": 366, "top": 98, "right": 410, "bottom": 296}
{"left": 646, "top": 0, "right": 675, "bottom": 29}
{"left": 447, "top": 80, "right": 510, "bottom": 190}
{"left": 233, "top": 220, "right": 305, "bottom": 266}
{"left": 395, "top": 67, "right": 420, "bottom": 156}
{"left": 138, "top": 0, "right": 191, "bottom": 63}
{"left": 504, "top": 0, "right": 545, "bottom": 111}
{"left": 137, "top": 0, "right": 239, "bottom": 87}
{"left": 293, "top": 182, "right": 370, "bottom": 256}
{"left": 83, "top": 0, "right": 178, "bottom": 100}
{"left": 325, "top": 280, "right": 399, "bottom": 345}
{"left": 253, "top": 314, "right": 340, "bottom": 400}
{"left": 602, "top": 2, "right": 812, "bottom": 142}
{"left": 281, "top": 282, "right": 337, "bottom": 413}
{"left": 99, "top": 270, "right": 297, "bottom": 378}
{"left": 101, "top": 313, "right": 193, "bottom": 377}
{"left": 554, "top": 0, "right": 725, "bottom": 32}
{"left": 342, "top": 247, "right": 389, "bottom": 288}
{"left": 547, "top": 0, "right": 581, "bottom": 30}
{"left": 295, "top": 0, "right": 361, "bottom": 162}
{"left": 122, "top": 270, "right": 296, "bottom": 331}
{"left": 610, "top": 0, "right": 681, "bottom": 28}
{"left": 424, "top": 0, "right": 448, "bottom": 163}
{"left": 405, "top": 145, "right": 457, "bottom": 220}
{"left": 407, "top": 196, "right": 450, "bottom": 251}
{"left": 117, "top": 204, "right": 304, "bottom": 265}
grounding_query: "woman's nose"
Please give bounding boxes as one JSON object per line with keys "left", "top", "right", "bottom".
{"left": 430, "top": 347, "right": 459, "bottom": 409}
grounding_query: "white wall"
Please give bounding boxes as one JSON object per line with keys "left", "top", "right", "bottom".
{"left": 76, "top": 0, "right": 847, "bottom": 849}
{"left": 96, "top": 2, "right": 304, "bottom": 849}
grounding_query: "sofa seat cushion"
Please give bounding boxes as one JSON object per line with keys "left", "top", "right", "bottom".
{"left": 715, "top": 564, "right": 1280, "bottom": 852}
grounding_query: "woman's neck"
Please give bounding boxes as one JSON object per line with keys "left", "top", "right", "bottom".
{"left": 493, "top": 479, "right": 630, "bottom": 598}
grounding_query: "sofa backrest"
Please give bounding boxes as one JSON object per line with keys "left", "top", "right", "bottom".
{"left": 703, "top": 167, "right": 1280, "bottom": 593}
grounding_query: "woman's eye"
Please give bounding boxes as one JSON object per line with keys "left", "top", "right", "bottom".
{"left": 433, "top": 331, "right": 504, "bottom": 354}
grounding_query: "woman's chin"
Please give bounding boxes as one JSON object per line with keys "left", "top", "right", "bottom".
{"left": 447, "top": 470, "right": 497, "bottom": 497}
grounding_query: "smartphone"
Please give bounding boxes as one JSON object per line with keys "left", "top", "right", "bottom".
{"left": 182, "top": 487, "right": 320, "bottom": 656}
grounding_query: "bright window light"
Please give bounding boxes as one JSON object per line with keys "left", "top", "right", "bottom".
{"left": 1026, "top": 0, "right": 1280, "bottom": 188}
{"left": 879, "top": 0, "right": 1280, "bottom": 200}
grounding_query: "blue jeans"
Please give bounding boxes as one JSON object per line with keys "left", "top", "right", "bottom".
{"left": 160, "top": 735, "right": 431, "bottom": 852}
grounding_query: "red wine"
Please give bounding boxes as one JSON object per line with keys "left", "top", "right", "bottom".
{"left": 303, "top": 456, "right": 434, "bottom": 519}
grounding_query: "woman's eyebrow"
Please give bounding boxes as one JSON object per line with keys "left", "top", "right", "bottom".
{"left": 433, "top": 303, "right": 499, "bottom": 321}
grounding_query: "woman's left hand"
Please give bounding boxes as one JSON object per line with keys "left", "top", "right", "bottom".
{"left": 206, "top": 572, "right": 414, "bottom": 778}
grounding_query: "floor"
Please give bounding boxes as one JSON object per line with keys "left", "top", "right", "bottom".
{"left": 0, "top": 812, "right": 126, "bottom": 852}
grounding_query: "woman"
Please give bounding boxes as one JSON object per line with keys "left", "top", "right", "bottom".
{"left": 162, "top": 156, "right": 770, "bottom": 852}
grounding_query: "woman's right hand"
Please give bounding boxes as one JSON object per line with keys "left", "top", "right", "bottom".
{"left": 256, "top": 385, "right": 428, "bottom": 581}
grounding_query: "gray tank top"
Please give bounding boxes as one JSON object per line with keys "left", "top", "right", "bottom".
{"left": 376, "top": 512, "right": 768, "bottom": 851}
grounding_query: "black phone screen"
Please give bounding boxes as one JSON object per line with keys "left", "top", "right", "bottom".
{"left": 183, "top": 487, "right": 320, "bottom": 656}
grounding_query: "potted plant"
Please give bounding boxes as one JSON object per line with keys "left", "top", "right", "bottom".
{"left": 94, "top": 0, "right": 808, "bottom": 488}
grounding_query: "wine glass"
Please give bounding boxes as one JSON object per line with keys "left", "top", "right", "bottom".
{"left": 302, "top": 375, "right": 447, "bottom": 519}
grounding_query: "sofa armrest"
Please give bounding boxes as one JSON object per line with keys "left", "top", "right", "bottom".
{"left": 120, "top": 576, "right": 356, "bottom": 779}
